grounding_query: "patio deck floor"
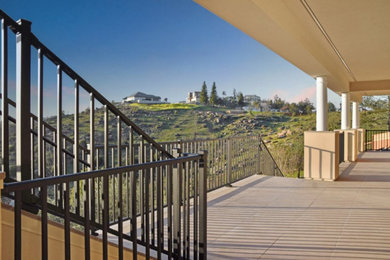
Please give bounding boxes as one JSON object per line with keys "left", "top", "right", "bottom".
{"left": 206, "top": 151, "right": 390, "bottom": 259}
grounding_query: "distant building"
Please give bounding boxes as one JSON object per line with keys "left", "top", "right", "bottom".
{"left": 186, "top": 91, "right": 201, "bottom": 104}
{"left": 244, "top": 94, "right": 261, "bottom": 104}
{"left": 122, "top": 92, "right": 161, "bottom": 104}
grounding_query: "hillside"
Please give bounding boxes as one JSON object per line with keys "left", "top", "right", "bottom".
{"left": 52, "top": 103, "right": 387, "bottom": 177}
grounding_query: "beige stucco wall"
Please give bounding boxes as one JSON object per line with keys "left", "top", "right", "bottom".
{"left": 1, "top": 204, "right": 148, "bottom": 260}
{"left": 357, "top": 129, "right": 366, "bottom": 153}
{"left": 304, "top": 131, "right": 339, "bottom": 181}
{"left": 344, "top": 129, "right": 358, "bottom": 162}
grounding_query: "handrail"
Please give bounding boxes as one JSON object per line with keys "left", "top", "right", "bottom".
{"left": 2, "top": 153, "right": 208, "bottom": 259}
{"left": 29, "top": 35, "right": 172, "bottom": 159}
{"left": 259, "top": 138, "right": 284, "bottom": 177}
{"left": 3, "top": 154, "right": 201, "bottom": 192}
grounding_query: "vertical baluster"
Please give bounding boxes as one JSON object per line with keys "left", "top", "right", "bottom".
{"left": 167, "top": 164, "right": 173, "bottom": 259}
{"left": 31, "top": 117, "right": 34, "bottom": 179}
{"left": 41, "top": 185, "right": 48, "bottom": 260}
{"left": 56, "top": 66, "right": 63, "bottom": 208}
{"left": 16, "top": 19, "right": 32, "bottom": 182}
{"left": 112, "top": 146, "right": 116, "bottom": 221}
{"left": 151, "top": 145, "right": 155, "bottom": 246}
{"left": 182, "top": 160, "right": 187, "bottom": 258}
{"left": 199, "top": 151, "right": 207, "bottom": 260}
{"left": 57, "top": 65, "right": 62, "bottom": 176}
{"left": 193, "top": 161, "right": 198, "bottom": 260}
{"left": 172, "top": 151, "right": 182, "bottom": 258}
{"left": 130, "top": 169, "right": 137, "bottom": 260}
{"left": 157, "top": 164, "right": 163, "bottom": 259}
{"left": 42, "top": 125, "right": 46, "bottom": 179}
{"left": 103, "top": 105, "right": 109, "bottom": 259}
{"left": 139, "top": 138, "right": 145, "bottom": 241}
{"left": 103, "top": 173, "right": 109, "bottom": 260}
{"left": 64, "top": 182, "right": 70, "bottom": 260}
{"left": 186, "top": 161, "right": 190, "bottom": 258}
{"left": 128, "top": 126, "right": 134, "bottom": 221}
{"left": 124, "top": 145, "right": 128, "bottom": 219}
{"left": 15, "top": 190, "right": 22, "bottom": 260}
{"left": 89, "top": 94, "right": 95, "bottom": 223}
{"left": 117, "top": 117, "right": 123, "bottom": 260}
{"left": 1, "top": 19, "right": 9, "bottom": 177}
{"left": 145, "top": 160, "right": 150, "bottom": 258}
{"left": 74, "top": 80, "right": 80, "bottom": 216}
{"left": 53, "top": 131, "right": 58, "bottom": 205}
{"left": 84, "top": 178, "right": 91, "bottom": 260}
{"left": 37, "top": 49, "right": 43, "bottom": 179}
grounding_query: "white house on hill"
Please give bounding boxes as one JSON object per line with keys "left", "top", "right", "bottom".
{"left": 186, "top": 91, "right": 201, "bottom": 104}
{"left": 122, "top": 92, "right": 162, "bottom": 104}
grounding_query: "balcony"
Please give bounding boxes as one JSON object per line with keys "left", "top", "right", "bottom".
{"left": 206, "top": 151, "right": 390, "bottom": 259}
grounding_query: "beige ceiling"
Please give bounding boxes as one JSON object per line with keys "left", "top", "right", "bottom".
{"left": 194, "top": 0, "right": 390, "bottom": 101}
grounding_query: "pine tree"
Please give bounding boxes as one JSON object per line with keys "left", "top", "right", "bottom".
{"left": 200, "top": 81, "right": 208, "bottom": 105}
{"left": 237, "top": 92, "right": 244, "bottom": 107}
{"left": 210, "top": 82, "right": 218, "bottom": 106}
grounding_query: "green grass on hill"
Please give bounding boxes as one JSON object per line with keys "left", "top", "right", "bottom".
{"left": 54, "top": 103, "right": 389, "bottom": 178}
{"left": 128, "top": 103, "right": 198, "bottom": 111}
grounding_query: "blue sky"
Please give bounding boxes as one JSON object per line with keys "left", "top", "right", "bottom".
{"left": 3, "top": 0, "right": 340, "bottom": 114}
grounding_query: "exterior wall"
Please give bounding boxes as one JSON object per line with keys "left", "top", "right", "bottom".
{"left": 357, "top": 129, "right": 366, "bottom": 153}
{"left": 372, "top": 132, "right": 390, "bottom": 150}
{"left": 123, "top": 96, "right": 161, "bottom": 104}
{"left": 186, "top": 91, "right": 201, "bottom": 103}
{"left": 344, "top": 129, "right": 358, "bottom": 162}
{"left": 304, "top": 131, "right": 339, "bottom": 181}
{"left": 1, "top": 205, "right": 148, "bottom": 260}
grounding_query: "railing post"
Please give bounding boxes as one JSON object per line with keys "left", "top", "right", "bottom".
{"left": 16, "top": 19, "right": 32, "bottom": 181}
{"left": 257, "top": 135, "right": 261, "bottom": 174}
{"left": 172, "top": 148, "right": 182, "bottom": 258}
{"left": 258, "top": 136, "right": 263, "bottom": 175}
{"left": 199, "top": 150, "right": 207, "bottom": 260}
{"left": 226, "top": 138, "right": 232, "bottom": 186}
{"left": 0, "top": 172, "right": 5, "bottom": 256}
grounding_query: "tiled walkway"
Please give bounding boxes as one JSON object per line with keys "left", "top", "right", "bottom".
{"left": 207, "top": 152, "right": 390, "bottom": 259}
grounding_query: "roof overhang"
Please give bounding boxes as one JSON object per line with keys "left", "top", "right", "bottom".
{"left": 194, "top": 0, "right": 390, "bottom": 102}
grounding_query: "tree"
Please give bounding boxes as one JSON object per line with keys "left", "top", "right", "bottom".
{"left": 253, "top": 100, "right": 260, "bottom": 111}
{"left": 297, "top": 98, "right": 314, "bottom": 114}
{"left": 200, "top": 81, "right": 208, "bottom": 105}
{"left": 328, "top": 102, "right": 336, "bottom": 112}
{"left": 289, "top": 102, "right": 299, "bottom": 115}
{"left": 237, "top": 92, "right": 244, "bottom": 107}
{"left": 222, "top": 91, "right": 226, "bottom": 97}
{"left": 270, "top": 95, "right": 284, "bottom": 110}
{"left": 210, "top": 82, "right": 218, "bottom": 106}
{"left": 233, "top": 89, "right": 237, "bottom": 102}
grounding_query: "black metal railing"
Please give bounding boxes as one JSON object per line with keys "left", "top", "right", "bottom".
{"left": 365, "top": 130, "right": 390, "bottom": 151}
{"left": 2, "top": 153, "right": 207, "bottom": 260}
{"left": 160, "top": 135, "right": 283, "bottom": 189}
{"left": 0, "top": 9, "right": 173, "bottom": 185}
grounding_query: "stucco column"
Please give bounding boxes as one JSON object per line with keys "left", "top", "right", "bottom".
{"left": 341, "top": 93, "right": 350, "bottom": 130}
{"left": 352, "top": 102, "right": 360, "bottom": 129}
{"left": 316, "top": 76, "right": 328, "bottom": 131}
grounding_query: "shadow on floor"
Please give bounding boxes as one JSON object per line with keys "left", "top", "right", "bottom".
{"left": 208, "top": 175, "right": 272, "bottom": 207}
{"left": 338, "top": 156, "right": 390, "bottom": 182}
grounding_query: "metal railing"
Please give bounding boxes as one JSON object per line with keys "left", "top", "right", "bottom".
{"left": 0, "top": 9, "right": 173, "bottom": 184}
{"left": 160, "top": 135, "right": 283, "bottom": 190}
{"left": 94, "top": 135, "right": 283, "bottom": 191}
{"left": 2, "top": 153, "right": 207, "bottom": 260}
{"left": 365, "top": 130, "right": 390, "bottom": 151}
{"left": 0, "top": 9, "right": 176, "bottom": 225}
